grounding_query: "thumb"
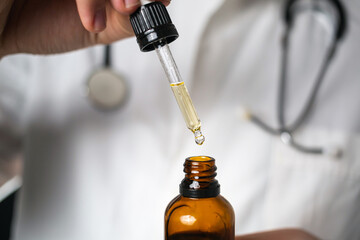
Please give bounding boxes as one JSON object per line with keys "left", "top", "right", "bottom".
{"left": 75, "top": 0, "right": 171, "bottom": 34}
{"left": 110, "top": 0, "right": 170, "bottom": 15}
{"left": 76, "top": 0, "right": 108, "bottom": 33}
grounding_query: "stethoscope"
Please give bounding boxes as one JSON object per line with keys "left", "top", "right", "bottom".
{"left": 248, "top": 0, "right": 347, "bottom": 158}
{"left": 86, "top": 0, "right": 347, "bottom": 157}
{"left": 86, "top": 45, "right": 128, "bottom": 111}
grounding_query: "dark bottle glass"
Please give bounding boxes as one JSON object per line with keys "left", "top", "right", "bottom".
{"left": 165, "top": 156, "right": 235, "bottom": 240}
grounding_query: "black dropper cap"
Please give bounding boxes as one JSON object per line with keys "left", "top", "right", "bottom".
{"left": 130, "top": 2, "right": 179, "bottom": 52}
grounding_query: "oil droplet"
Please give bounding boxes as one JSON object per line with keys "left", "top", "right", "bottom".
{"left": 194, "top": 129, "right": 205, "bottom": 145}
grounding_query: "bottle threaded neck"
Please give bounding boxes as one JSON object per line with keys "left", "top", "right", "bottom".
{"left": 180, "top": 156, "right": 220, "bottom": 198}
{"left": 184, "top": 156, "right": 217, "bottom": 181}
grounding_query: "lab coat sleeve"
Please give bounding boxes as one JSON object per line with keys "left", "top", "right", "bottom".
{"left": 0, "top": 55, "right": 30, "bottom": 159}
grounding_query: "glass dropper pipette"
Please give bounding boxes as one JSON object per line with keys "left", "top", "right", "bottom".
{"left": 156, "top": 43, "right": 205, "bottom": 145}
{"left": 130, "top": 1, "right": 205, "bottom": 145}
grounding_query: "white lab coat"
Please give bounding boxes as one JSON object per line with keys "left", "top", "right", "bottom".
{"left": 0, "top": 0, "right": 359, "bottom": 239}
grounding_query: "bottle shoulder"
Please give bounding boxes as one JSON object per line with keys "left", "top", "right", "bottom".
{"left": 217, "top": 195, "right": 235, "bottom": 213}
{"left": 165, "top": 194, "right": 235, "bottom": 218}
{"left": 168, "top": 194, "right": 233, "bottom": 205}
{"left": 165, "top": 194, "right": 182, "bottom": 214}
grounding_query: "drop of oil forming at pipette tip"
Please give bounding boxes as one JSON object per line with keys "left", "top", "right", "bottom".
{"left": 194, "top": 128, "right": 205, "bottom": 145}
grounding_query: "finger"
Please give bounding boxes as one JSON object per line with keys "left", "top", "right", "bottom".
{"left": 161, "top": 0, "right": 171, "bottom": 7}
{"left": 109, "top": 0, "right": 140, "bottom": 14}
{"left": 76, "top": 0, "right": 107, "bottom": 33}
{"left": 142, "top": 0, "right": 171, "bottom": 6}
{"left": 110, "top": 0, "right": 170, "bottom": 15}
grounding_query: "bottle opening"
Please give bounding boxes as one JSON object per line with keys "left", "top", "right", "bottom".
{"left": 187, "top": 156, "right": 213, "bottom": 162}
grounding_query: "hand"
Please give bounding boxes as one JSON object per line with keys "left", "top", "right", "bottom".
{"left": 236, "top": 228, "right": 319, "bottom": 240}
{"left": 0, "top": 0, "right": 170, "bottom": 58}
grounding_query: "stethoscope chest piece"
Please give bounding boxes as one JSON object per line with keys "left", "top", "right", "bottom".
{"left": 87, "top": 68, "right": 128, "bottom": 111}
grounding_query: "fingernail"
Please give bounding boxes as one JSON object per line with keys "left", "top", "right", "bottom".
{"left": 94, "top": 9, "right": 106, "bottom": 32}
{"left": 125, "top": 0, "right": 140, "bottom": 9}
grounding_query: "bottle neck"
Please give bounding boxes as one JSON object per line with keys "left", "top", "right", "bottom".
{"left": 180, "top": 156, "right": 220, "bottom": 198}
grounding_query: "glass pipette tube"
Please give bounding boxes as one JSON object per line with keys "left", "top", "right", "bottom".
{"left": 155, "top": 43, "right": 205, "bottom": 145}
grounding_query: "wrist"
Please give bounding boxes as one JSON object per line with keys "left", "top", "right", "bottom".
{"left": 0, "top": 48, "right": 9, "bottom": 60}
{"left": 0, "top": 49, "right": 5, "bottom": 60}
{"left": 0, "top": 35, "right": 18, "bottom": 59}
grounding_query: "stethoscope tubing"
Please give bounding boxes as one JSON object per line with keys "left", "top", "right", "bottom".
{"left": 104, "top": 45, "right": 111, "bottom": 68}
{"left": 249, "top": 0, "right": 347, "bottom": 157}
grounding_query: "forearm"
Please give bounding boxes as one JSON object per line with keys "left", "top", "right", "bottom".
{"left": 0, "top": 0, "right": 15, "bottom": 59}
{"left": 0, "top": 0, "right": 170, "bottom": 59}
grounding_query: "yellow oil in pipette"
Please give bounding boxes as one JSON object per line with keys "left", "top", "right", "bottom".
{"left": 170, "top": 82, "right": 205, "bottom": 145}
{"left": 154, "top": 43, "right": 205, "bottom": 145}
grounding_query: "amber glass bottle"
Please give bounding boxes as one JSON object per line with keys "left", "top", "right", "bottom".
{"left": 165, "top": 156, "right": 235, "bottom": 240}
